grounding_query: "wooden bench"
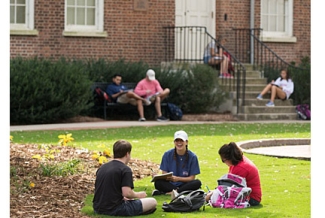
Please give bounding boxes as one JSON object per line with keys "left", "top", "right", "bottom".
{"left": 91, "top": 82, "right": 168, "bottom": 120}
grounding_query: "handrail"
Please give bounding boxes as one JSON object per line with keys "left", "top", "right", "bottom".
{"left": 163, "top": 26, "right": 247, "bottom": 114}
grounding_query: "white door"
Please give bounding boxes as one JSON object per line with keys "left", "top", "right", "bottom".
{"left": 175, "top": 0, "right": 215, "bottom": 61}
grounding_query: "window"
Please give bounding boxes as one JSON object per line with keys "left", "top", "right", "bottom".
{"left": 10, "top": 0, "right": 37, "bottom": 35}
{"left": 260, "top": 0, "right": 296, "bottom": 42}
{"left": 64, "top": 0, "right": 106, "bottom": 37}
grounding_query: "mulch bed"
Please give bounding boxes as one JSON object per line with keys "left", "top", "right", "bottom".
{"left": 10, "top": 143, "right": 160, "bottom": 217}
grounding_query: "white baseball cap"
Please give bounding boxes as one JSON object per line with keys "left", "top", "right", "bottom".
{"left": 146, "top": 69, "right": 156, "bottom": 81}
{"left": 174, "top": 130, "right": 188, "bottom": 141}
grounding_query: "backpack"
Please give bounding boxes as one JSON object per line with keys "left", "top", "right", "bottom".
{"left": 94, "top": 87, "right": 111, "bottom": 105}
{"left": 296, "top": 104, "right": 311, "bottom": 120}
{"left": 162, "top": 190, "right": 206, "bottom": 212}
{"left": 167, "top": 103, "right": 183, "bottom": 120}
{"left": 209, "top": 173, "right": 251, "bottom": 209}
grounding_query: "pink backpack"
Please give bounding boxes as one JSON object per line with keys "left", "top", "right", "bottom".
{"left": 209, "top": 173, "right": 251, "bottom": 209}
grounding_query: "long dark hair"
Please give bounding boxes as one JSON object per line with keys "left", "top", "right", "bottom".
{"left": 173, "top": 146, "right": 189, "bottom": 169}
{"left": 280, "top": 69, "right": 291, "bottom": 81}
{"left": 218, "top": 142, "right": 243, "bottom": 165}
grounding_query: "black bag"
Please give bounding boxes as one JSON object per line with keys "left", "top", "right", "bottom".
{"left": 167, "top": 103, "right": 183, "bottom": 120}
{"left": 94, "top": 87, "right": 111, "bottom": 105}
{"left": 162, "top": 190, "right": 206, "bottom": 212}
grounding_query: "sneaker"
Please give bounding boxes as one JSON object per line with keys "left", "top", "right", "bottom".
{"left": 226, "top": 73, "right": 234, "bottom": 78}
{"left": 143, "top": 99, "right": 151, "bottom": 106}
{"left": 138, "top": 117, "right": 146, "bottom": 122}
{"left": 256, "top": 94, "right": 263, "bottom": 100}
{"left": 157, "top": 116, "right": 168, "bottom": 122}
{"left": 152, "top": 189, "right": 162, "bottom": 196}
{"left": 265, "top": 101, "right": 275, "bottom": 107}
{"left": 171, "top": 189, "right": 179, "bottom": 200}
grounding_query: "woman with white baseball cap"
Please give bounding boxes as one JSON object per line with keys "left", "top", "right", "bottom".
{"left": 151, "top": 130, "right": 202, "bottom": 198}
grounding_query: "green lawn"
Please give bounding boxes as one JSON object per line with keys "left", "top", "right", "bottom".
{"left": 10, "top": 123, "right": 311, "bottom": 218}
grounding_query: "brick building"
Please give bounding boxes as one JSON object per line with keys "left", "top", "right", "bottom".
{"left": 10, "top": 0, "right": 310, "bottom": 66}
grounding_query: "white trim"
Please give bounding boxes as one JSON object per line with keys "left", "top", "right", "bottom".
{"left": 259, "top": 36, "right": 297, "bottom": 43}
{"left": 62, "top": 30, "right": 107, "bottom": 37}
{"left": 64, "top": 0, "right": 105, "bottom": 35}
{"left": 260, "top": 0, "right": 294, "bottom": 40}
{"left": 10, "top": 0, "right": 36, "bottom": 32}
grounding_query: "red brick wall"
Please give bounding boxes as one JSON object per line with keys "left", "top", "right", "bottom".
{"left": 10, "top": 0, "right": 310, "bottom": 66}
{"left": 10, "top": 0, "right": 175, "bottom": 66}
{"left": 216, "top": 0, "right": 310, "bottom": 65}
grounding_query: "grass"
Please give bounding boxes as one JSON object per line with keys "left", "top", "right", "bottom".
{"left": 10, "top": 123, "right": 311, "bottom": 218}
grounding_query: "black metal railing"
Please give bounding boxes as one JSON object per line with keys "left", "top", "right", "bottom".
{"left": 164, "top": 26, "right": 247, "bottom": 114}
{"left": 233, "top": 28, "right": 310, "bottom": 105}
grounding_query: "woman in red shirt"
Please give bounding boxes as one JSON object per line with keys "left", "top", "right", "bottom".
{"left": 218, "top": 142, "right": 262, "bottom": 206}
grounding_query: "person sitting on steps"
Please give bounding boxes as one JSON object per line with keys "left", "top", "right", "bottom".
{"left": 203, "top": 36, "right": 233, "bottom": 78}
{"left": 256, "top": 69, "right": 294, "bottom": 107}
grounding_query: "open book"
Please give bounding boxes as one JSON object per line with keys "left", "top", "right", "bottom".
{"left": 120, "top": 89, "right": 133, "bottom": 94}
{"left": 150, "top": 172, "right": 173, "bottom": 182}
{"left": 146, "top": 92, "right": 160, "bottom": 101}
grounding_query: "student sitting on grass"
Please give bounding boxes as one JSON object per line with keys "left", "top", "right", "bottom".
{"left": 151, "top": 130, "right": 202, "bottom": 199}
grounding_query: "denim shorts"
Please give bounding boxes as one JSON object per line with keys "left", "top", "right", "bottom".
{"left": 203, "top": 56, "right": 210, "bottom": 64}
{"left": 94, "top": 200, "right": 143, "bottom": 216}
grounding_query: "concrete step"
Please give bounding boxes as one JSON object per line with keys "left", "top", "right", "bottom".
{"left": 244, "top": 99, "right": 294, "bottom": 107}
{"left": 221, "top": 84, "right": 271, "bottom": 92}
{"left": 239, "top": 105, "right": 296, "bottom": 114}
{"left": 219, "top": 77, "right": 267, "bottom": 84}
{"left": 235, "top": 113, "right": 298, "bottom": 121}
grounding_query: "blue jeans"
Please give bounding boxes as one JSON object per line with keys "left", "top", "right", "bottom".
{"left": 94, "top": 200, "right": 143, "bottom": 216}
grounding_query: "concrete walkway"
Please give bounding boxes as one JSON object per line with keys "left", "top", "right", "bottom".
{"left": 10, "top": 120, "right": 311, "bottom": 160}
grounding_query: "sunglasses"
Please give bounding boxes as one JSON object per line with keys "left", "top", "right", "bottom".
{"left": 221, "top": 159, "right": 227, "bottom": 163}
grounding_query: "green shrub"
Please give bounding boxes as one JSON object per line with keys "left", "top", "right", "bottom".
{"left": 10, "top": 57, "right": 93, "bottom": 124}
{"left": 290, "top": 57, "right": 311, "bottom": 105}
{"left": 10, "top": 57, "right": 227, "bottom": 124}
{"left": 155, "top": 64, "right": 227, "bottom": 113}
{"left": 86, "top": 58, "right": 149, "bottom": 82}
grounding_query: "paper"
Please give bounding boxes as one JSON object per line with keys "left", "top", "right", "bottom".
{"left": 120, "top": 89, "right": 133, "bottom": 95}
{"left": 150, "top": 172, "right": 173, "bottom": 182}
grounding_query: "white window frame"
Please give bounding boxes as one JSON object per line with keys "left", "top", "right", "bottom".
{"left": 260, "top": 0, "right": 296, "bottom": 43}
{"left": 63, "top": 0, "right": 107, "bottom": 38}
{"left": 10, "top": 0, "right": 38, "bottom": 35}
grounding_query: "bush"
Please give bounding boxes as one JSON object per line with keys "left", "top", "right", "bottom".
{"left": 154, "top": 64, "right": 227, "bottom": 113}
{"left": 86, "top": 58, "right": 149, "bottom": 83}
{"left": 10, "top": 57, "right": 227, "bottom": 124}
{"left": 290, "top": 56, "right": 311, "bottom": 105}
{"left": 10, "top": 57, "right": 93, "bottom": 125}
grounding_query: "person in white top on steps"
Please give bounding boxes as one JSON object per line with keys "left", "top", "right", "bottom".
{"left": 256, "top": 69, "right": 294, "bottom": 107}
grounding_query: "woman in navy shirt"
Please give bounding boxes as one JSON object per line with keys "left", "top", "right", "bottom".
{"left": 152, "top": 130, "right": 201, "bottom": 197}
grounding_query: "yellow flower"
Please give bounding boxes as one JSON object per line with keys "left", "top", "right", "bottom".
{"left": 58, "top": 133, "right": 74, "bottom": 146}
{"left": 91, "top": 154, "right": 99, "bottom": 160}
{"left": 32, "top": 154, "right": 42, "bottom": 161}
{"left": 29, "top": 182, "right": 35, "bottom": 188}
{"left": 10, "top": 135, "right": 13, "bottom": 141}
{"left": 103, "top": 149, "right": 111, "bottom": 157}
{"left": 98, "top": 156, "right": 107, "bottom": 165}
